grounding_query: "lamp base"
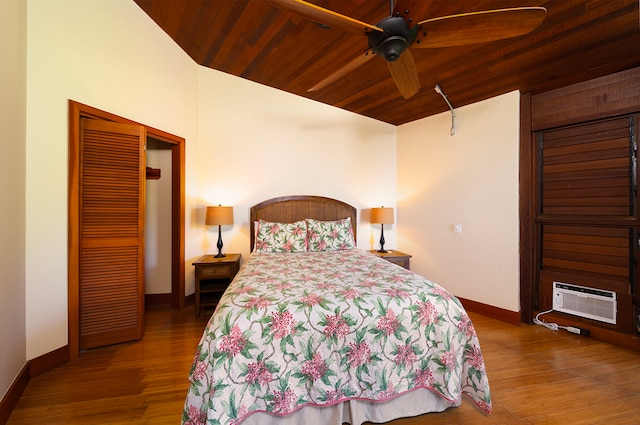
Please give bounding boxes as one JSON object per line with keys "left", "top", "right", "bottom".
{"left": 377, "top": 224, "right": 387, "bottom": 254}
{"left": 215, "top": 225, "right": 225, "bottom": 258}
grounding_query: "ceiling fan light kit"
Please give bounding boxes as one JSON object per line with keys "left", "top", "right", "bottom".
{"left": 268, "top": 0, "right": 546, "bottom": 101}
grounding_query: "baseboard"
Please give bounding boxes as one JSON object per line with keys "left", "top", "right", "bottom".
{"left": 0, "top": 362, "right": 29, "bottom": 425}
{"left": 29, "top": 345, "right": 69, "bottom": 378}
{"left": 145, "top": 293, "right": 172, "bottom": 306}
{"left": 0, "top": 344, "right": 70, "bottom": 424}
{"left": 145, "top": 293, "right": 195, "bottom": 308}
{"left": 458, "top": 297, "right": 521, "bottom": 326}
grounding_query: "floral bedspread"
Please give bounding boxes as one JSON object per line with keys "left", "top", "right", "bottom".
{"left": 182, "top": 249, "right": 491, "bottom": 425}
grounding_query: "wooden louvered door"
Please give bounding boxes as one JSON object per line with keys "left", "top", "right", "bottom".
{"left": 79, "top": 118, "right": 146, "bottom": 349}
{"left": 536, "top": 115, "right": 638, "bottom": 333}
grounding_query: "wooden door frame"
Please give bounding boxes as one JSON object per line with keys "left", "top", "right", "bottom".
{"left": 519, "top": 92, "right": 534, "bottom": 324}
{"left": 68, "top": 100, "right": 185, "bottom": 359}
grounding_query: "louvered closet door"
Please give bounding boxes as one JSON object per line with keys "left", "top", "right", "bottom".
{"left": 79, "top": 118, "right": 146, "bottom": 350}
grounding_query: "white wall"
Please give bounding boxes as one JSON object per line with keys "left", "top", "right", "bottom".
{"left": 0, "top": 0, "right": 27, "bottom": 400}
{"left": 145, "top": 144, "right": 173, "bottom": 295}
{"left": 193, "top": 68, "right": 397, "bottom": 295}
{"left": 23, "top": 0, "right": 398, "bottom": 361}
{"left": 25, "top": 0, "right": 199, "bottom": 359}
{"left": 397, "top": 92, "right": 520, "bottom": 312}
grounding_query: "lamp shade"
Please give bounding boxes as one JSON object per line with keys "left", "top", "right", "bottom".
{"left": 370, "top": 207, "right": 394, "bottom": 224}
{"left": 205, "top": 206, "right": 234, "bottom": 226}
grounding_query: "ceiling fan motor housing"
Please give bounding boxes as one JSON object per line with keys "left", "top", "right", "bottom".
{"left": 369, "top": 16, "right": 417, "bottom": 62}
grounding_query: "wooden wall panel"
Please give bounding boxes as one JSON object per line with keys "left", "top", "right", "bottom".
{"left": 531, "top": 67, "right": 640, "bottom": 131}
{"left": 525, "top": 67, "right": 640, "bottom": 344}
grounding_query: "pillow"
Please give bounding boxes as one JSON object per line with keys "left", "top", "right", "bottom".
{"left": 306, "top": 217, "right": 356, "bottom": 252}
{"left": 254, "top": 219, "right": 307, "bottom": 253}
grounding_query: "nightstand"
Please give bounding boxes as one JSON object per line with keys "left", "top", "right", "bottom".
{"left": 369, "top": 250, "right": 412, "bottom": 270}
{"left": 193, "top": 254, "right": 241, "bottom": 316}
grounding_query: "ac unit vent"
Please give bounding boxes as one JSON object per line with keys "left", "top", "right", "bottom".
{"left": 552, "top": 281, "right": 617, "bottom": 325}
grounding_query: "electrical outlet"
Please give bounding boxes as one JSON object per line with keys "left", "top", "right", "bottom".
{"left": 454, "top": 224, "right": 462, "bottom": 234}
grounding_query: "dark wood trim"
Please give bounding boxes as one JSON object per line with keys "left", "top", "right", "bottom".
{"left": 68, "top": 101, "right": 81, "bottom": 359}
{"left": 519, "top": 92, "right": 534, "bottom": 324}
{"left": 145, "top": 293, "right": 172, "bottom": 306}
{"left": 531, "top": 67, "right": 640, "bottom": 131}
{"left": 28, "top": 345, "right": 69, "bottom": 378}
{"left": 68, "top": 100, "right": 186, "bottom": 359}
{"left": 172, "top": 141, "right": 186, "bottom": 309}
{"left": 69, "top": 100, "right": 186, "bottom": 144}
{"left": 0, "top": 362, "right": 29, "bottom": 425}
{"left": 0, "top": 345, "right": 71, "bottom": 423}
{"left": 458, "top": 297, "right": 521, "bottom": 326}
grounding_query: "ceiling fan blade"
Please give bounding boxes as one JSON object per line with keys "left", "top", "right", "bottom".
{"left": 267, "top": 0, "right": 383, "bottom": 35}
{"left": 309, "top": 48, "right": 376, "bottom": 92}
{"left": 387, "top": 50, "right": 420, "bottom": 99}
{"left": 414, "top": 7, "right": 546, "bottom": 48}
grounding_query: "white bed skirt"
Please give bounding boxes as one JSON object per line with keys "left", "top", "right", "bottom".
{"left": 241, "top": 388, "right": 459, "bottom": 425}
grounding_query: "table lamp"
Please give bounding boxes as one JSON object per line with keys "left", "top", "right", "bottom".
{"left": 370, "top": 207, "right": 394, "bottom": 253}
{"left": 205, "top": 205, "right": 234, "bottom": 257}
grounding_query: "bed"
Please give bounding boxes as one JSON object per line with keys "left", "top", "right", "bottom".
{"left": 182, "top": 195, "right": 491, "bottom": 425}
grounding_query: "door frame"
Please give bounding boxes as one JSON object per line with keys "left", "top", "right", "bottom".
{"left": 68, "top": 100, "right": 185, "bottom": 359}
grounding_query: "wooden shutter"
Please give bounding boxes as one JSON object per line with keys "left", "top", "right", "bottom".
{"left": 79, "top": 118, "right": 146, "bottom": 349}
{"left": 540, "top": 224, "right": 631, "bottom": 289}
{"left": 537, "top": 116, "right": 637, "bottom": 333}
{"left": 539, "top": 117, "right": 635, "bottom": 217}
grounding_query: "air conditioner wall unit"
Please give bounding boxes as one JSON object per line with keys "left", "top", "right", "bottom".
{"left": 552, "top": 281, "right": 617, "bottom": 325}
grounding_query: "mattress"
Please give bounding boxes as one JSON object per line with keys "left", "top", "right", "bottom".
{"left": 182, "top": 249, "right": 491, "bottom": 425}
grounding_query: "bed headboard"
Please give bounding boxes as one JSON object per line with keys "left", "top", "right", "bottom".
{"left": 250, "top": 195, "right": 357, "bottom": 251}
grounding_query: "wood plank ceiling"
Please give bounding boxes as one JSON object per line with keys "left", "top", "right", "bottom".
{"left": 133, "top": 0, "right": 640, "bottom": 126}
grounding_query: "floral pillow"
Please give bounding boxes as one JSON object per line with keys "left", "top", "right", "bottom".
{"left": 306, "top": 217, "right": 356, "bottom": 252}
{"left": 254, "top": 219, "right": 307, "bottom": 253}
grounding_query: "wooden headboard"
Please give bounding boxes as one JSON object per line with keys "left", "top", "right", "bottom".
{"left": 250, "top": 195, "right": 357, "bottom": 251}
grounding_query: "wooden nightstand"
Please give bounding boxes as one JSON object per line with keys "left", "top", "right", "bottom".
{"left": 369, "top": 250, "right": 412, "bottom": 270}
{"left": 193, "top": 253, "right": 241, "bottom": 316}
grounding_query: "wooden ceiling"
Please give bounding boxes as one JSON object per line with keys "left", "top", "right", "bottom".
{"left": 133, "top": 0, "right": 640, "bottom": 126}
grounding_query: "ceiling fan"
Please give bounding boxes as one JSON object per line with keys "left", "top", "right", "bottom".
{"left": 267, "top": 0, "right": 547, "bottom": 99}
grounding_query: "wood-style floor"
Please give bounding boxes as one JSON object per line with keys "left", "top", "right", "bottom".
{"left": 7, "top": 306, "right": 640, "bottom": 425}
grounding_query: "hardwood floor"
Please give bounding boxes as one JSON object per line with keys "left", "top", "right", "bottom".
{"left": 7, "top": 306, "right": 640, "bottom": 425}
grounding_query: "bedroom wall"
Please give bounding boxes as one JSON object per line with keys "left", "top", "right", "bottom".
{"left": 193, "top": 68, "right": 398, "bottom": 295}
{"left": 24, "top": 0, "right": 200, "bottom": 360}
{"left": 0, "top": 0, "right": 27, "bottom": 400}
{"left": 23, "top": 0, "right": 398, "bottom": 361}
{"left": 397, "top": 91, "right": 520, "bottom": 312}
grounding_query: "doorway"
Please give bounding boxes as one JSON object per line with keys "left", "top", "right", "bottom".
{"left": 145, "top": 138, "right": 175, "bottom": 306}
{"left": 68, "top": 100, "right": 185, "bottom": 358}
